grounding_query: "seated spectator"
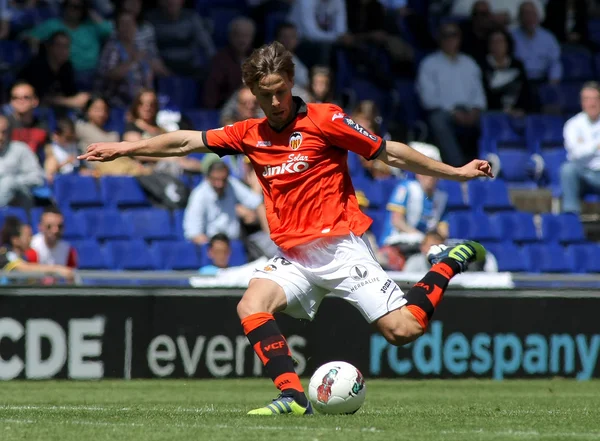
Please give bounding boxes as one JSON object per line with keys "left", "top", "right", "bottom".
{"left": 0, "top": 216, "right": 74, "bottom": 282}
{"left": 44, "top": 118, "right": 93, "bottom": 182}
{"left": 460, "top": 0, "right": 499, "bottom": 63}
{"left": 220, "top": 86, "right": 259, "bottom": 127}
{"left": 290, "top": 0, "right": 347, "bottom": 67}
{"left": 21, "top": 0, "right": 112, "bottom": 75}
{"left": 480, "top": 29, "right": 534, "bottom": 115}
{"left": 308, "top": 66, "right": 334, "bottom": 104}
{"left": 560, "top": 82, "right": 600, "bottom": 214}
{"left": 0, "top": 114, "right": 44, "bottom": 208}
{"left": 403, "top": 231, "right": 445, "bottom": 273}
{"left": 94, "top": 10, "right": 153, "bottom": 108}
{"left": 203, "top": 17, "right": 256, "bottom": 109}
{"left": 25, "top": 206, "right": 77, "bottom": 268}
{"left": 5, "top": 81, "right": 50, "bottom": 160}
{"left": 543, "top": 0, "right": 592, "bottom": 49}
{"left": 119, "top": 0, "right": 170, "bottom": 77}
{"left": 146, "top": 0, "right": 215, "bottom": 78}
{"left": 17, "top": 31, "right": 90, "bottom": 111}
{"left": 0, "top": 0, "right": 9, "bottom": 39}
{"left": 248, "top": 0, "right": 292, "bottom": 46}
{"left": 382, "top": 173, "right": 449, "bottom": 246}
{"left": 275, "top": 23, "right": 309, "bottom": 89}
{"left": 199, "top": 233, "right": 232, "bottom": 275}
{"left": 417, "top": 23, "right": 487, "bottom": 167}
{"left": 452, "top": 0, "right": 545, "bottom": 27}
{"left": 511, "top": 1, "right": 561, "bottom": 84}
{"left": 183, "top": 155, "right": 276, "bottom": 257}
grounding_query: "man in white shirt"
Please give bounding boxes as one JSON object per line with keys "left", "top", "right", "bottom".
{"left": 560, "top": 82, "right": 600, "bottom": 213}
{"left": 25, "top": 206, "right": 77, "bottom": 268}
{"left": 417, "top": 23, "right": 487, "bottom": 167}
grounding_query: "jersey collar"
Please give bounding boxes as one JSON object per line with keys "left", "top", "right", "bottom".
{"left": 268, "top": 96, "right": 307, "bottom": 133}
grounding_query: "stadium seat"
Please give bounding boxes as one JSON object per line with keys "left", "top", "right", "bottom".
{"left": 0, "top": 40, "right": 31, "bottom": 66}
{"left": 524, "top": 243, "right": 570, "bottom": 273}
{"left": 71, "top": 239, "right": 109, "bottom": 270}
{"left": 100, "top": 176, "right": 150, "bottom": 208}
{"left": 540, "top": 213, "right": 586, "bottom": 244}
{"left": 538, "top": 83, "right": 583, "bottom": 114}
{"left": 561, "top": 48, "right": 594, "bottom": 81}
{"left": 79, "top": 209, "right": 133, "bottom": 241}
{"left": 525, "top": 115, "right": 565, "bottom": 152}
{"left": 0, "top": 207, "right": 28, "bottom": 225}
{"left": 365, "top": 209, "right": 387, "bottom": 245}
{"left": 564, "top": 244, "right": 594, "bottom": 274}
{"left": 541, "top": 149, "right": 567, "bottom": 196}
{"left": 438, "top": 180, "right": 469, "bottom": 211}
{"left": 467, "top": 179, "right": 513, "bottom": 211}
{"left": 479, "top": 112, "right": 525, "bottom": 154}
{"left": 496, "top": 149, "right": 536, "bottom": 187}
{"left": 53, "top": 175, "right": 103, "bottom": 209}
{"left": 486, "top": 243, "right": 528, "bottom": 272}
{"left": 123, "top": 208, "right": 177, "bottom": 241}
{"left": 150, "top": 241, "right": 201, "bottom": 270}
{"left": 104, "top": 239, "right": 160, "bottom": 270}
{"left": 183, "top": 109, "right": 220, "bottom": 131}
{"left": 157, "top": 76, "right": 199, "bottom": 110}
{"left": 447, "top": 211, "right": 499, "bottom": 242}
{"left": 353, "top": 178, "right": 388, "bottom": 210}
{"left": 200, "top": 239, "right": 247, "bottom": 267}
{"left": 490, "top": 211, "right": 538, "bottom": 243}
{"left": 104, "top": 107, "right": 126, "bottom": 134}
{"left": 173, "top": 209, "right": 186, "bottom": 240}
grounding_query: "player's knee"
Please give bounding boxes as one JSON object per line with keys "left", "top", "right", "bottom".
{"left": 382, "top": 318, "right": 424, "bottom": 347}
{"left": 236, "top": 296, "right": 256, "bottom": 320}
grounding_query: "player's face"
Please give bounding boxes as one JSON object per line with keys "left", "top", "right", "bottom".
{"left": 207, "top": 168, "right": 229, "bottom": 196}
{"left": 40, "top": 213, "right": 64, "bottom": 246}
{"left": 208, "top": 240, "right": 231, "bottom": 268}
{"left": 581, "top": 88, "right": 600, "bottom": 120}
{"left": 11, "top": 85, "right": 38, "bottom": 115}
{"left": 253, "top": 72, "right": 295, "bottom": 129}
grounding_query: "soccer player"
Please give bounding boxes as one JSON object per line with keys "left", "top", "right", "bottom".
{"left": 79, "top": 42, "right": 493, "bottom": 416}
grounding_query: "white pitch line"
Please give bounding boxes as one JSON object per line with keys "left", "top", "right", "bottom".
{"left": 440, "top": 429, "right": 600, "bottom": 439}
{"left": 0, "top": 404, "right": 243, "bottom": 413}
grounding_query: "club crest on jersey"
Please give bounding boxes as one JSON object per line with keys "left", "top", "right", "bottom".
{"left": 343, "top": 117, "right": 378, "bottom": 142}
{"left": 289, "top": 132, "right": 303, "bottom": 150}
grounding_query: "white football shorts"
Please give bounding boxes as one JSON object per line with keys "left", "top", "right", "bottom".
{"left": 252, "top": 233, "right": 406, "bottom": 323}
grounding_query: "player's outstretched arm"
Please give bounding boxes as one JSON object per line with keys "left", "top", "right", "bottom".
{"left": 78, "top": 130, "right": 211, "bottom": 162}
{"left": 378, "top": 141, "right": 494, "bottom": 182}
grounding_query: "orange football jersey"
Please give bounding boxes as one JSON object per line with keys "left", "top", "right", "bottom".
{"left": 202, "top": 97, "right": 386, "bottom": 250}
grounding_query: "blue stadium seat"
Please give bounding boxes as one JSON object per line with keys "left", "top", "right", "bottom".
{"left": 104, "top": 239, "right": 160, "bottom": 270}
{"left": 437, "top": 180, "right": 469, "bottom": 211}
{"left": 0, "top": 40, "right": 31, "bottom": 66}
{"left": 209, "top": 7, "right": 244, "bottom": 49}
{"left": 480, "top": 113, "right": 525, "bottom": 154}
{"left": 561, "top": 49, "right": 594, "bottom": 81}
{"left": 538, "top": 83, "right": 583, "bottom": 114}
{"left": 173, "top": 209, "right": 186, "bottom": 239}
{"left": 353, "top": 178, "right": 387, "bottom": 209}
{"left": 365, "top": 209, "right": 387, "bottom": 245}
{"left": 53, "top": 175, "right": 103, "bottom": 209}
{"left": 486, "top": 243, "right": 528, "bottom": 272}
{"left": 496, "top": 149, "right": 536, "bottom": 187}
{"left": 100, "top": 176, "right": 150, "bottom": 208}
{"left": 564, "top": 244, "right": 594, "bottom": 274}
{"left": 541, "top": 149, "right": 567, "bottom": 196}
{"left": 104, "top": 107, "right": 126, "bottom": 134}
{"left": 540, "top": 213, "right": 585, "bottom": 244}
{"left": 490, "top": 211, "right": 538, "bottom": 243}
{"left": 394, "top": 80, "right": 423, "bottom": 126}
{"left": 150, "top": 241, "right": 201, "bottom": 270}
{"left": 200, "top": 238, "right": 247, "bottom": 267}
{"left": 157, "top": 76, "right": 199, "bottom": 110}
{"left": 123, "top": 208, "right": 177, "bottom": 241}
{"left": 71, "top": 239, "right": 109, "bottom": 270}
{"left": 467, "top": 180, "right": 513, "bottom": 211}
{"left": 583, "top": 245, "right": 600, "bottom": 273}
{"left": 79, "top": 209, "right": 133, "bottom": 241}
{"left": 447, "top": 211, "right": 499, "bottom": 242}
{"left": 525, "top": 115, "right": 565, "bottom": 152}
{"left": 524, "top": 243, "right": 570, "bottom": 273}
{"left": 183, "top": 109, "right": 220, "bottom": 131}
{"left": 0, "top": 207, "right": 28, "bottom": 225}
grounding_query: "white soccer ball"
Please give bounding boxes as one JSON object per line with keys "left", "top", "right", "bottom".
{"left": 308, "top": 361, "right": 366, "bottom": 414}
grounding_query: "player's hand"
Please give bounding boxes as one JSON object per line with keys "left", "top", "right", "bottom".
{"left": 78, "top": 142, "right": 127, "bottom": 162}
{"left": 456, "top": 159, "right": 494, "bottom": 181}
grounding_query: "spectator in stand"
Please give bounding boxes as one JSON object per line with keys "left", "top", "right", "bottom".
{"left": 5, "top": 81, "right": 50, "bottom": 160}
{"left": 511, "top": 1, "right": 562, "bottom": 84}
{"left": 543, "top": 0, "right": 592, "bottom": 50}
{"left": 560, "top": 82, "right": 600, "bottom": 214}
{"left": 460, "top": 0, "right": 499, "bottom": 64}
{"left": 183, "top": 155, "right": 276, "bottom": 258}
{"left": 203, "top": 17, "right": 256, "bottom": 109}
{"left": 402, "top": 231, "right": 445, "bottom": 273}
{"left": 25, "top": 206, "right": 77, "bottom": 268}
{"left": 17, "top": 31, "right": 90, "bottom": 111}
{"left": 220, "top": 86, "right": 259, "bottom": 127}
{"left": 94, "top": 10, "right": 153, "bottom": 108}
{"left": 417, "top": 22, "right": 487, "bottom": 167}
{"left": 290, "top": 0, "right": 347, "bottom": 67}
{"left": 0, "top": 216, "right": 74, "bottom": 282}
{"left": 119, "top": 0, "right": 170, "bottom": 77}
{"left": 0, "top": 0, "right": 10, "bottom": 39}
{"left": 480, "top": 29, "right": 534, "bottom": 116}
{"left": 247, "top": 0, "right": 293, "bottom": 46}
{"left": 44, "top": 118, "right": 93, "bottom": 182}
{"left": 146, "top": 0, "right": 215, "bottom": 78}
{"left": 308, "top": 66, "right": 335, "bottom": 104}
{"left": 0, "top": 114, "right": 44, "bottom": 207}
{"left": 275, "top": 22, "right": 309, "bottom": 90}
{"left": 198, "top": 233, "right": 232, "bottom": 275}
{"left": 21, "top": 0, "right": 112, "bottom": 80}
{"left": 452, "top": 0, "right": 545, "bottom": 27}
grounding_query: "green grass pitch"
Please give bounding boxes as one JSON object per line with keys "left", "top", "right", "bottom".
{"left": 0, "top": 379, "right": 599, "bottom": 441}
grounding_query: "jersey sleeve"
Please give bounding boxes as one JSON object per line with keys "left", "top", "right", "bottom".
{"left": 202, "top": 120, "right": 249, "bottom": 157}
{"left": 319, "top": 105, "right": 385, "bottom": 160}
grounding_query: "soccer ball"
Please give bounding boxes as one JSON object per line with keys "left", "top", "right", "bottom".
{"left": 308, "top": 361, "right": 366, "bottom": 414}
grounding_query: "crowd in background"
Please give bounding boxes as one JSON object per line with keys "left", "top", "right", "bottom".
{"left": 1, "top": 0, "right": 600, "bottom": 282}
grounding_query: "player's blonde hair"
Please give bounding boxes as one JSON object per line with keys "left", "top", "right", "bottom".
{"left": 241, "top": 41, "right": 295, "bottom": 90}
